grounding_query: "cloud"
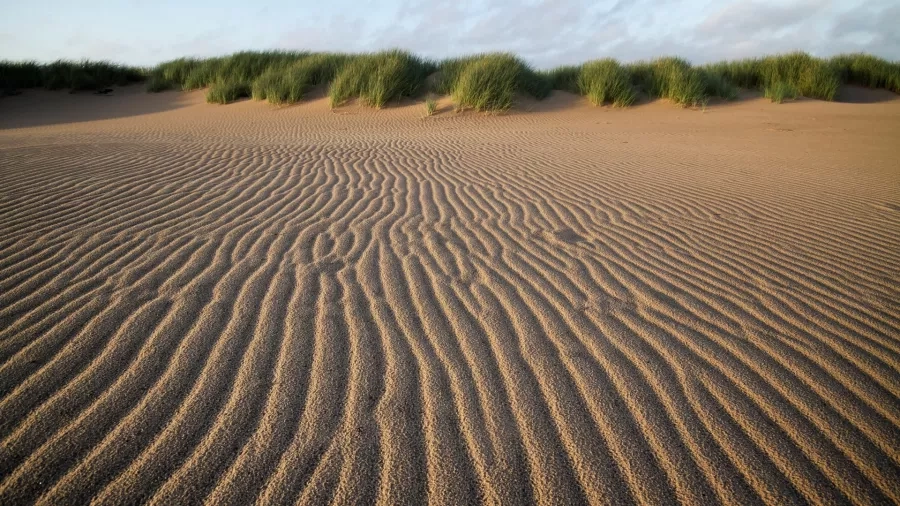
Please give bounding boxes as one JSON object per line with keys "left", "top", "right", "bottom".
{"left": 697, "top": 0, "right": 828, "bottom": 38}
{"left": 272, "top": 0, "right": 899, "bottom": 67}
{"left": 3, "top": 0, "right": 898, "bottom": 65}
{"left": 826, "top": 1, "right": 900, "bottom": 55}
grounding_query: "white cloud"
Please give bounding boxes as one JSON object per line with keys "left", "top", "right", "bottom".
{"left": 4, "top": 0, "right": 898, "bottom": 65}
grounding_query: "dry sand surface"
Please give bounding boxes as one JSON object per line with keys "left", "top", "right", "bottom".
{"left": 1, "top": 86, "right": 899, "bottom": 505}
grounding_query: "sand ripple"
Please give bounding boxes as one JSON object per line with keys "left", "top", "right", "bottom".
{"left": 1, "top": 91, "right": 899, "bottom": 505}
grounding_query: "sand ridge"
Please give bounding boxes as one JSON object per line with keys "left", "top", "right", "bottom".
{"left": 1, "top": 89, "right": 899, "bottom": 505}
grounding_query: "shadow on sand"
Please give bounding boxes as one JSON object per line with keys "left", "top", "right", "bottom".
{"left": 835, "top": 84, "right": 900, "bottom": 104}
{"left": 0, "top": 85, "right": 190, "bottom": 129}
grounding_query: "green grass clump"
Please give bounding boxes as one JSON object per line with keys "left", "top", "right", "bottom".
{"left": 431, "top": 55, "right": 480, "bottom": 94}
{"left": 145, "top": 75, "right": 173, "bottom": 92}
{"left": 329, "top": 50, "right": 433, "bottom": 108}
{"left": 251, "top": 67, "right": 296, "bottom": 103}
{"left": 252, "top": 53, "right": 352, "bottom": 104}
{"left": 0, "top": 59, "right": 145, "bottom": 93}
{"left": 702, "top": 58, "right": 761, "bottom": 89}
{"left": 765, "top": 81, "right": 799, "bottom": 103}
{"left": 251, "top": 54, "right": 352, "bottom": 104}
{"left": 206, "top": 79, "right": 251, "bottom": 104}
{"left": 450, "top": 54, "right": 520, "bottom": 112}
{"left": 577, "top": 59, "right": 636, "bottom": 106}
{"left": 7, "top": 50, "right": 897, "bottom": 112}
{"left": 759, "top": 53, "right": 839, "bottom": 100}
{"left": 152, "top": 51, "right": 308, "bottom": 92}
{"left": 439, "top": 53, "right": 551, "bottom": 112}
{"left": 830, "top": 53, "right": 900, "bottom": 93}
{"left": 543, "top": 65, "right": 581, "bottom": 93}
{"left": 151, "top": 58, "right": 200, "bottom": 87}
{"left": 705, "top": 52, "right": 840, "bottom": 101}
{"left": 700, "top": 70, "right": 739, "bottom": 100}
{"left": 629, "top": 57, "right": 708, "bottom": 107}
{"left": 424, "top": 97, "right": 437, "bottom": 116}
{"left": 0, "top": 61, "right": 42, "bottom": 92}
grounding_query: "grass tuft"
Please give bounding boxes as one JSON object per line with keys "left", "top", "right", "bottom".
{"left": 424, "top": 97, "right": 437, "bottom": 116}
{"left": 206, "top": 79, "right": 251, "bottom": 104}
{"left": 830, "top": 53, "right": 900, "bottom": 93}
{"left": 543, "top": 65, "right": 581, "bottom": 93}
{"left": 577, "top": 59, "right": 636, "bottom": 107}
{"left": 152, "top": 51, "right": 309, "bottom": 92}
{"left": 701, "top": 71, "right": 739, "bottom": 100}
{"left": 764, "top": 81, "right": 799, "bottom": 103}
{"left": 0, "top": 59, "right": 145, "bottom": 93}
{"left": 439, "top": 53, "right": 550, "bottom": 112}
{"left": 4, "top": 50, "right": 897, "bottom": 111}
{"left": 329, "top": 50, "right": 433, "bottom": 108}
{"left": 629, "top": 57, "right": 707, "bottom": 107}
{"left": 450, "top": 54, "right": 520, "bottom": 112}
{"left": 705, "top": 52, "right": 840, "bottom": 101}
{"left": 146, "top": 75, "right": 173, "bottom": 92}
{"left": 252, "top": 53, "right": 352, "bottom": 104}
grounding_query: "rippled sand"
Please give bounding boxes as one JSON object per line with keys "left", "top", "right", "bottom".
{"left": 1, "top": 87, "right": 899, "bottom": 505}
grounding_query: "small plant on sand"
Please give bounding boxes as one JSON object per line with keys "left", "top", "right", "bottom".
{"left": 765, "top": 81, "right": 799, "bottom": 103}
{"left": 424, "top": 97, "right": 437, "bottom": 116}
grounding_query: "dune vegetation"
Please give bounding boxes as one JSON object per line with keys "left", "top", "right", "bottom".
{"left": 0, "top": 60, "right": 145, "bottom": 95}
{"left": 2, "top": 51, "right": 898, "bottom": 109}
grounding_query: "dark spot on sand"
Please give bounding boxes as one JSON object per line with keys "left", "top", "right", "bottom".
{"left": 553, "top": 228, "right": 584, "bottom": 243}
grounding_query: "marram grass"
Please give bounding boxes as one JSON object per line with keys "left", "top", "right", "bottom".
{"left": 765, "top": 81, "right": 799, "bottom": 103}
{"left": 328, "top": 50, "right": 434, "bottom": 108}
{"left": 578, "top": 59, "right": 636, "bottom": 107}
{"left": 2, "top": 51, "right": 898, "bottom": 112}
{"left": 0, "top": 60, "right": 145, "bottom": 92}
{"left": 206, "top": 79, "right": 251, "bottom": 104}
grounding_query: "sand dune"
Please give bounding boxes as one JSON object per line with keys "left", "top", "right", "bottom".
{"left": 1, "top": 89, "right": 899, "bottom": 505}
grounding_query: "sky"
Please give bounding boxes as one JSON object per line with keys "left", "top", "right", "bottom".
{"left": 2, "top": 0, "right": 898, "bottom": 68}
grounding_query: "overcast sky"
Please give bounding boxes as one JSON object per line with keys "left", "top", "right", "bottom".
{"left": 2, "top": 0, "right": 897, "bottom": 68}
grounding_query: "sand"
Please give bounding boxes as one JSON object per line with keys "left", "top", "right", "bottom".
{"left": 0, "top": 86, "right": 898, "bottom": 505}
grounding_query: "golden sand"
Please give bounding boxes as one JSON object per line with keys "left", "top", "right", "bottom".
{"left": 1, "top": 86, "right": 898, "bottom": 505}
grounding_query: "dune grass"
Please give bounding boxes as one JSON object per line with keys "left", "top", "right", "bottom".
{"left": 206, "top": 79, "right": 251, "bottom": 104}
{"left": 830, "top": 53, "right": 900, "bottom": 93}
{"left": 252, "top": 53, "right": 351, "bottom": 104}
{"left": 764, "top": 81, "right": 799, "bottom": 103}
{"left": 448, "top": 54, "right": 521, "bottom": 112}
{"left": 544, "top": 57, "right": 736, "bottom": 107}
{"left": 328, "top": 50, "right": 434, "bottom": 108}
{"left": 704, "top": 52, "right": 841, "bottom": 101}
{"left": 438, "top": 53, "right": 551, "bottom": 112}
{"left": 0, "top": 60, "right": 145, "bottom": 93}
{"left": 578, "top": 59, "right": 636, "bottom": 107}
{"left": 152, "top": 51, "right": 308, "bottom": 92}
{"left": 3, "top": 51, "right": 898, "bottom": 111}
{"left": 424, "top": 97, "right": 437, "bottom": 116}
{"left": 543, "top": 65, "right": 581, "bottom": 93}
{"left": 628, "top": 57, "right": 712, "bottom": 107}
